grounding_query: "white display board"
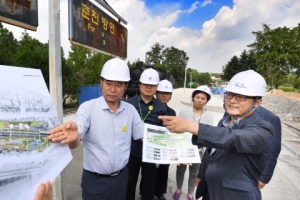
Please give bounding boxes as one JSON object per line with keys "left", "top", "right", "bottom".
{"left": 0, "top": 65, "right": 72, "bottom": 200}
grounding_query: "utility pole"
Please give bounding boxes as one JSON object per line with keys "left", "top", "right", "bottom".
{"left": 184, "top": 66, "right": 187, "bottom": 92}
{"left": 190, "top": 72, "right": 192, "bottom": 89}
{"left": 49, "top": 0, "right": 65, "bottom": 199}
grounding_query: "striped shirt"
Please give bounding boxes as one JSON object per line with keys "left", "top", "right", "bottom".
{"left": 74, "top": 96, "right": 144, "bottom": 174}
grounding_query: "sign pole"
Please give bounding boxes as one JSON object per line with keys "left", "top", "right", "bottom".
{"left": 49, "top": 0, "right": 65, "bottom": 199}
{"left": 184, "top": 66, "right": 187, "bottom": 93}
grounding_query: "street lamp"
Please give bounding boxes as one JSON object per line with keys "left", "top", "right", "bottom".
{"left": 190, "top": 72, "right": 192, "bottom": 89}
{"left": 184, "top": 66, "right": 187, "bottom": 92}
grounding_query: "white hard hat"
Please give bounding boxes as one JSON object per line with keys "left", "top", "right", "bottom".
{"left": 100, "top": 57, "right": 130, "bottom": 81}
{"left": 157, "top": 79, "right": 173, "bottom": 93}
{"left": 192, "top": 85, "right": 212, "bottom": 101}
{"left": 225, "top": 70, "right": 266, "bottom": 97}
{"left": 139, "top": 68, "right": 160, "bottom": 85}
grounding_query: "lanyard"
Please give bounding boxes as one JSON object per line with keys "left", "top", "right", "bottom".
{"left": 138, "top": 95, "right": 154, "bottom": 122}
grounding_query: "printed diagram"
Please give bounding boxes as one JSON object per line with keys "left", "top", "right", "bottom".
{"left": 147, "top": 127, "right": 194, "bottom": 148}
{"left": 0, "top": 118, "right": 69, "bottom": 200}
{"left": 143, "top": 124, "right": 201, "bottom": 164}
{"left": 0, "top": 86, "right": 53, "bottom": 114}
{"left": 0, "top": 65, "right": 72, "bottom": 200}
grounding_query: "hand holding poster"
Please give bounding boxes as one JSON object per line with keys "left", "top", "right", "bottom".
{"left": 142, "top": 124, "right": 200, "bottom": 164}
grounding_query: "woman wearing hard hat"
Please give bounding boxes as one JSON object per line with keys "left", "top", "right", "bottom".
{"left": 126, "top": 68, "right": 168, "bottom": 200}
{"left": 173, "top": 85, "right": 213, "bottom": 200}
{"left": 159, "top": 70, "right": 274, "bottom": 200}
{"left": 155, "top": 79, "right": 176, "bottom": 200}
{"left": 49, "top": 58, "right": 144, "bottom": 200}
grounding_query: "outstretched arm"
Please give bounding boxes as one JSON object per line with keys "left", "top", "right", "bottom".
{"left": 48, "top": 121, "right": 80, "bottom": 149}
{"left": 158, "top": 116, "right": 199, "bottom": 135}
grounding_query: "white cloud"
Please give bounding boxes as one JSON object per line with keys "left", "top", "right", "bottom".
{"left": 186, "top": 1, "right": 200, "bottom": 14}
{"left": 201, "top": 0, "right": 212, "bottom": 7}
{"left": 3, "top": 0, "right": 300, "bottom": 74}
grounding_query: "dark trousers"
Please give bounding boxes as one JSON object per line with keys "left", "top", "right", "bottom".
{"left": 81, "top": 167, "right": 128, "bottom": 200}
{"left": 155, "top": 164, "right": 170, "bottom": 195}
{"left": 126, "top": 154, "right": 157, "bottom": 200}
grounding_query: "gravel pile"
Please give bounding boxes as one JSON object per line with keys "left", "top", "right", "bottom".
{"left": 262, "top": 95, "right": 300, "bottom": 122}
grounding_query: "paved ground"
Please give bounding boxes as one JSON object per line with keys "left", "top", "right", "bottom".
{"left": 62, "top": 88, "right": 300, "bottom": 200}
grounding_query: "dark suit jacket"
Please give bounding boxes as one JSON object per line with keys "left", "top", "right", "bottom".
{"left": 192, "top": 112, "right": 274, "bottom": 200}
{"left": 222, "top": 106, "right": 282, "bottom": 183}
{"left": 255, "top": 107, "right": 281, "bottom": 183}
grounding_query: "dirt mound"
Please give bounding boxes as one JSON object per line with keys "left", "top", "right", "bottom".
{"left": 262, "top": 94, "right": 300, "bottom": 122}
{"left": 267, "top": 89, "right": 300, "bottom": 101}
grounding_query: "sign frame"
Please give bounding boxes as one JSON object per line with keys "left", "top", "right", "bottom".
{"left": 0, "top": 0, "right": 38, "bottom": 31}
{"left": 68, "top": 0, "right": 128, "bottom": 59}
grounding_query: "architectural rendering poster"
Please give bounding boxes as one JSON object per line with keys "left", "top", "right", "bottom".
{"left": 142, "top": 124, "right": 201, "bottom": 164}
{"left": 0, "top": 65, "right": 72, "bottom": 200}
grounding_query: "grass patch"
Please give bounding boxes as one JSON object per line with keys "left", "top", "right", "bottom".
{"left": 278, "top": 86, "right": 300, "bottom": 93}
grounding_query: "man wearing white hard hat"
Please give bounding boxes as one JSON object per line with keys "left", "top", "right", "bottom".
{"left": 48, "top": 58, "right": 144, "bottom": 200}
{"left": 159, "top": 70, "right": 274, "bottom": 200}
{"left": 126, "top": 68, "right": 168, "bottom": 200}
{"left": 154, "top": 79, "right": 176, "bottom": 200}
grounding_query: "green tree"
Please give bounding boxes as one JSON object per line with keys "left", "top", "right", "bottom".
{"left": 210, "top": 73, "right": 222, "bottom": 78}
{"left": 238, "top": 50, "right": 257, "bottom": 71}
{"left": 144, "top": 43, "right": 189, "bottom": 87}
{"left": 162, "top": 46, "right": 189, "bottom": 87}
{"left": 288, "top": 24, "right": 300, "bottom": 78}
{"left": 221, "top": 50, "right": 257, "bottom": 81}
{"left": 145, "top": 43, "right": 165, "bottom": 66}
{"left": 62, "top": 49, "right": 81, "bottom": 106}
{"left": 221, "top": 55, "right": 240, "bottom": 81}
{"left": 248, "top": 24, "right": 299, "bottom": 89}
{"left": 67, "top": 45, "right": 111, "bottom": 86}
{"left": 198, "top": 72, "right": 212, "bottom": 85}
{"left": 0, "top": 23, "right": 18, "bottom": 65}
{"left": 14, "top": 32, "right": 49, "bottom": 85}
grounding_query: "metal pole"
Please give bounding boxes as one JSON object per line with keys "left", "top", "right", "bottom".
{"left": 49, "top": 0, "right": 65, "bottom": 199}
{"left": 184, "top": 66, "right": 187, "bottom": 92}
{"left": 190, "top": 72, "right": 192, "bottom": 89}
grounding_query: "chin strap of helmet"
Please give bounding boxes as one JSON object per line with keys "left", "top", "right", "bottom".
{"left": 223, "top": 96, "right": 259, "bottom": 118}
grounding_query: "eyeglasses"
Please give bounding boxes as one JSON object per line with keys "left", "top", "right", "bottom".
{"left": 225, "top": 92, "right": 249, "bottom": 102}
{"left": 141, "top": 83, "right": 157, "bottom": 88}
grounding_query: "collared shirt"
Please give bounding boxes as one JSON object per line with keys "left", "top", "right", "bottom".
{"left": 126, "top": 96, "right": 168, "bottom": 157}
{"left": 74, "top": 96, "right": 144, "bottom": 174}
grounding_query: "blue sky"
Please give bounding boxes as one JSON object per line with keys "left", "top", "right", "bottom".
{"left": 145, "top": 0, "right": 234, "bottom": 30}
{"left": 2, "top": 0, "right": 300, "bottom": 73}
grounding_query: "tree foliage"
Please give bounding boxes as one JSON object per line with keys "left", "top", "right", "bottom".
{"left": 198, "top": 72, "right": 212, "bottom": 85}
{"left": 221, "top": 55, "right": 240, "bottom": 81}
{"left": 67, "top": 45, "right": 112, "bottom": 86}
{"left": 0, "top": 23, "right": 18, "bottom": 65}
{"left": 248, "top": 24, "right": 300, "bottom": 89}
{"left": 145, "top": 43, "right": 189, "bottom": 86}
{"left": 14, "top": 32, "right": 50, "bottom": 85}
{"left": 221, "top": 50, "right": 257, "bottom": 81}
{"left": 145, "top": 43, "right": 165, "bottom": 65}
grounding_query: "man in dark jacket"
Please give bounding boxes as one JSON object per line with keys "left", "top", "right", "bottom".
{"left": 159, "top": 70, "right": 275, "bottom": 200}
{"left": 195, "top": 106, "right": 281, "bottom": 199}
